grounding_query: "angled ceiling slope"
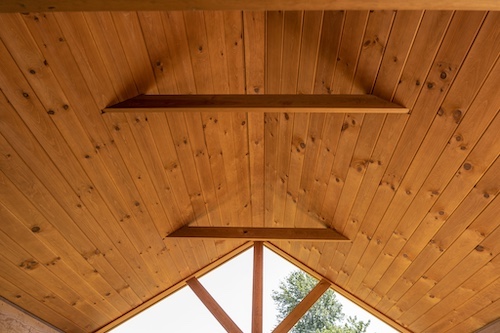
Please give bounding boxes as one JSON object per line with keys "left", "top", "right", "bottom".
{"left": 0, "top": 2, "right": 499, "bottom": 333}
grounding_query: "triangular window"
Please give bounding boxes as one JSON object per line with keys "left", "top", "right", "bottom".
{"left": 109, "top": 243, "right": 398, "bottom": 333}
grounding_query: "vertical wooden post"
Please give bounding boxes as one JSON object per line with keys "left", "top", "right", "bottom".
{"left": 252, "top": 241, "right": 264, "bottom": 333}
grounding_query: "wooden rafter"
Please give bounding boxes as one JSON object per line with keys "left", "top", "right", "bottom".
{"left": 272, "top": 279, "right": 332, "bottom": 333}
{"left": 186, "top": 277, "right": 243, "bottom": 333}
{"left": 102, "top": 94, "right": 408, "bottom": 114}
{"left": 0, "top": 0, "right": 497, "bottom": 12}
{"left": 167, "top": 226, "right": 349, "bottom": 242}
{"left": 252, "top": 242, "right": 264, "bottom": 333}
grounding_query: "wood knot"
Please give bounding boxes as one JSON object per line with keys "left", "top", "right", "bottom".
{"left": 31, "top": 226, "right": 41, "bottom": 233}
{"left": 452, "top": 109, "right": 462, "bottom": 123}
{"left": 20, "top": 259, "right": 39, "bottom": 270}
{"left": 463, "top": 162, "right": 472, "bottom": 171}
{"left": 475, "top": 245, "right": 484, "bottom": 252}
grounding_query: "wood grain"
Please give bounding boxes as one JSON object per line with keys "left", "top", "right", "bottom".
{"left": 1, "top": 0, "right": 498, "bottom": 12}
{"left": 104, "top": 94, "right": 408, "bottom": 113}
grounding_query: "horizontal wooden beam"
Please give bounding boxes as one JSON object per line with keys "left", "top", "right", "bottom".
{"left": 103, "top": 95, "right": 408, "bottom": 114}
{"left": 167, "top": 226, "right": 349, "bottom": 242}
{"left": 0, "top": 0, "right": 497, "bottom": 12}
{"left": 186, "top": 277, "right": 243, "bottom": 333}
{"left": 273, "top": 279, "right": 331, "bottom": 333}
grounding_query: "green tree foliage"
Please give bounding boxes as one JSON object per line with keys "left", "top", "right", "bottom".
{"left": 272, "top": 271, "right": 370, "bottom": 333}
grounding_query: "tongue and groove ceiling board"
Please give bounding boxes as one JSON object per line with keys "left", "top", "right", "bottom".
{"left": 0, "top": 6, "right": 498, "bottom": 333}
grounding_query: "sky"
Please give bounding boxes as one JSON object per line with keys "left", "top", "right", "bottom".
{"left": 110, "top": 246, "right": 399, "bottom": 333}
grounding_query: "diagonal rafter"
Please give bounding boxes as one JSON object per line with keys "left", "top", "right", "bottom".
{"left": 186, "top": 277, "right": 243, "bottom": 333}
{"left": 273, "top": 278, "right": 332, "bottom": 333}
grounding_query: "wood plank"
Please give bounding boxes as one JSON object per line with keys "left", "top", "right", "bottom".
{"left": 475, "top": 318, "right": 500, "bottom": 333}
{"left": 367, "top": 54, "right": 500, "bottom": 310}
{"left": 272, "top": 279, "right": 331, "bottom": 333}
{"left": 0, "top": 276, "right": 84, "bottom": 333}
{"left": 280, "top": 11, "right": 303, "bottom": 94}
{"left": 389, "top": 198, "right": 500, "bottom": 322}
{"left": 0, "top": 233, "right": 114, "bottom": 325}
{"left": 0, "top": 298, "right": 61, "bottom": 333}
{"left": 449, "top": 298, "right": 500, "bottom": 333}
{"left": 244, "top": 11, "right": 265, "bottom": 95}
{"left": 63, "top": 13, "right": 186, "bottom": 288}
{"left": 351, "top": 10, "right": 395, "bottom": 94}
{"left": 49, "top": 11, "right": 188, "bottom": 285}
{"left": 111, "top": 12, "right": 159, "bottom": 95}
{"left": 160, "top": 11, "right": 197, "bottom": 94}
{"left": 159, "top": 11, "right": 221, "bottom": 262}
{"left": 252, "top": 242, "right": 264, "bottom": 333}
{"left": 414, "top": 257, "right": 500, "bottom": 332}
{"left": 327, "top": 10, "right": 422, "bottom": 282}
{"left": 378, "top": 159, "right": 499, "bottom": 314}
{"left": 0, "top": 203, "right": 127, "bottom": 319}
{"left": 331, "top": 10, "right": 369, "bottom": 94}
{"left": 186, "top": 277, "right": 243, "bottom": 333}
{"left": 104, "top": 94, "right": 408, "bottom": 113}
{"left": 422, "top": 255, "right": 500, "bottom": 332}
{"left": 0, "top": 54, "right": 146, "bottom": 312}
{"left": 7, "top": 10, "right": 174, "bottom": 296}
{"left": 344, "top": 10, "right": 484, "bottom": 295}
{"left": 168, "top": 226, "right": 349, "bottom": 241}
{"left": 277, "top": 11, "right": 304, "bottom": 244}
{"left": 372, "top": 10, "right": 424, "bottom": 100}
{"left": 361, "top": 13, "right": 500, "bottom": 303}
{"left": 336, "top": 8, "right": 455, "bottom": 294}
{"left": 137, "top": 11, "right": 178, "bottom": 95}
{"left": 1, "top": 0, "right": 498, "bottom": 12}
{"left": 296, "top": 11, "right": 323, "bottom": 94}
{"left": 0, "top": 255, "right": 99, "bottom": 331}
{"left": 313, "top": 10, "right": 344, "bottom": 94}
{"left": 244, "top": 10, "right": 265, "bottom": 228}
{"left": 264, "top": 10, "right": 285, "bottom": 230}
{"left": 403, "top": 224, "right": 500, "bottom": 330}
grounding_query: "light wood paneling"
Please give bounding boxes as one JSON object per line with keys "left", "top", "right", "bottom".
{"left": 0, "top": 9, "right": 498, "bottom": 333}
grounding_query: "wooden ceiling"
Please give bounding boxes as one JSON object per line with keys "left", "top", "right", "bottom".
{"left": 0, "top": 2, "right": 499, "bottom": 332}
